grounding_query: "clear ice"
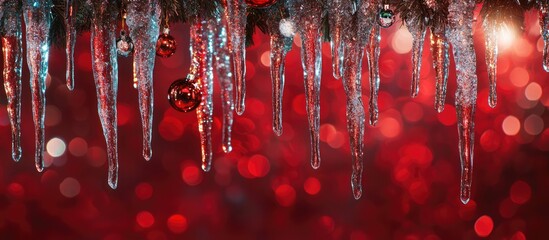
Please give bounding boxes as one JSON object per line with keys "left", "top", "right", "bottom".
{"left": 225, "top": 0, "right": 247, "bottom": 115}
{"left": 126, "top": 0, "right": 161, "bottom": 161}
{"left": 540, "top": 1, "right": 549, "bottom": 72}
{"left": 430, "top": 22, "right": 450, "bottom": 113}
{"left": 89, "top": 0, "right": 119, "bottom": 189}
{"left": 2, "top": 0, "right": 23, "bottom": 161}
{"left": 328, "top": 0, "right": 351, "bottom": 79}
{"left": 190, "top": 19, "right": 214, "bottom": 171}
{"left": 287, "top": 0, "right": 324, "bottom": 169}
{"left": 65, "top": 0, "right": 76, "bottom": 90}
{"left": 447, "top": 0, "right": 478, "bottom": 204}
{"left": 407, "top": 22, "right": 427, "bottom": 98}
{"left": 23, "top": 0, "right": 52, "bottom": 172}
{"left": 267, "top": 4, "right": 293, "bottom": 136}
{"left": 367, "top": 25, "right": 380, "bottom": 126}
{"left": 214, "top": 12, "right": 235, "bottom": 153}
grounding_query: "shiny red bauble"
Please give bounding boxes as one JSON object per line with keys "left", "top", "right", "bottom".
{"left": 167, "top": 78, "right": 202, "bottom": 112}
{"left": 156, "top": 32, "right": 177, "bottom": 58}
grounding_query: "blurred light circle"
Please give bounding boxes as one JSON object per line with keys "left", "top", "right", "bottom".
{"left": 135, "top": 182, "right": 153, "bottom": 200}
{"left": 499, "top": 198, "right": 518, "bottom": 218}
{"left": 181, "top": 165, "right": 203, "bottom": 186}
{"left": 480, "top": 129, "right": 501, "bottom": 152}
{"left": 68, "top": 137, "right": 88, "bottom": 157}
{"left": 275, "top": 184, "right": 296, "bottom": 207}
{"left": 136, "top": 211, "right": 155, "bottom": 228}
{"left": 437, "top": 105, "right": 457, "bottom": 126}
{"left": 524, "top": 82, "right": 542, "bottom": 101}
{"left": 510, "top": 180, "right": 532, "bottom": 205}
{"left": 319, "top": 216, "right": 335, "bottom": 232}
{"left": 7, "top": 182, "right": 25, "bottom": 198}
{"left": 402, "top": 102, "right": 423, "bottom": 122}
{"left": 502, "top": 116, "right": 521, "bottom": 136}
{"left": 167, "top": 214, "right": 188, "bottom": 233}
{"left": 524, "top": 114, "right": 544, "bottom": 135}
{"left": 391, "top": 28, "right": 413, "bottom": 54}
{"left": 59, "top": 177, "right": 80, "bottom": 198}
{"left": 379, "top": 117, "right": 401, "bottom": 138}
{"left": 86, "top": 146, "right": 107, "bottom": 167}
{"left": 474, "top": 215, "right": 494, "bottom": 237}
{"left": 248, "top": 154, "right": 270, "bottom": 178}
{"left": 304, "top": 177, "right": 321, "bottom": 195}
{"left": 47, "top": 138, "right": 66, "bottom": 157}
{"left": 159, "top": 116, "right": 184, "bottom": 141}
{"left": 260, "top": 51, "right": 270, "bottom": 67}
{"left": 509, "top": 67, "right": 529, "bottom": 87}
{"left": 511, "top": 231, "right": 526, "bottom": 240}
{"left": 45, "top": 105, "right": 62, "bottom": 126}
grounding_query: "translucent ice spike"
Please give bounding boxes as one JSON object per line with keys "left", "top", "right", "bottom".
{"left": 367, "top": 26, "right": 380, "bottom": 126}
{"left": 23, "top": 0, "right": 52, "bottom": 172}
{"left": 408, "top": 24, "right": 427, "bottom": 98}
{"left": 342, "top": 15, "right": 366, "bottom": 200}
{"left": 447, "top": 0, "right": 477, "bottom": 204}
{"left": 190, "top": 19, "right": 214, "bottom": 171}
{"left": 214, "top": 14, "right": 235, "bottom": 153}
{"left": 540, "top": 2, "right": 549, "bottom": 72}
{"left": 431, "top": 23, "right": 450, "bottom": 113}
{"left": 267, "top": 5, "right": 293, "bottom": 136}
{"left": 328, "top": 0, "right": 350, "bottom": 79}
{"left": 288, "top": 0, "right": 324, "bottom": 169}
{"left": 484, "top": 27, "right": 498, "bottom": 108}
{"left": 126, "top": 0, "right": 161, "bottom": 161}
{"left": 2, "top": 1, "right": 23, "bottom": 161}
{"left": 226, "top": 0, "right": 247, "bottom": 115}
{"left": 65, "top": 0, "right": 76, "bottom": 90}
{"left": 89, "top": 0, "right": 119, "bottom": 189}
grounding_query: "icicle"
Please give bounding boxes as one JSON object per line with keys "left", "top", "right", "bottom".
{"left": 447, "top": 0, "right": 478, "bottom": 204}
{"left": 2, "top": 0, "right": 23, "bottom": 162}
{"left": 65, "top": 0, "right": 76, "bottom": 90}
{"left": 190, "top": 19, "right": 215, "bottom": 171}
{"left": 23, "top": 0, "right": 52, "bottom": 172}
{"left": 431, "top": 22, "right": 450, "bottom": 113}
{"left": 408, "top": 23, "right": 427, "bottom": 98}
{"left": 328, "top": 0, "right": 351, "bottom": 79}
{"left": 540, "top": 1, "right": 549, "bottom": 72}
{"left": 126, "top": 0, "right": 161, "bottom": 161}
{"left": 225, "top": 0, "right": 247, "bottom": 115}
{"left": 267, "top": 4, "right": 293, "bottom": 136}
{"left": 214, "top": 12, "right": 234, "bottom": 153}
{"left": 89, "top": 0, "right": 119, "bottom": 189}
{"left": 484, "top": 27, "right": 498, "bottom": 108}
{"left": 367, "top": 25, "right": 380, "bottom": 126}
{"left": 342, "top": 9, "right": 366, "bottom": 200}
{"left": 287, "top": 0, "right": 324, "bottom": 169}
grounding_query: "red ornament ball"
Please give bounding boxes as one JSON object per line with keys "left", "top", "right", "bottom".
{"left": 245, "top": 0, "right": 277, "bottom": 8}
{"left": 168, "top": 78, "right": 202, "bottom": 112}
{"left": 156, "top": 33, "right": 177, "bottom": 58}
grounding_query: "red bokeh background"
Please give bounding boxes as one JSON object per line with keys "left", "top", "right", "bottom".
{"left": 1, "top": 7, "right": 549, "bottom": 239}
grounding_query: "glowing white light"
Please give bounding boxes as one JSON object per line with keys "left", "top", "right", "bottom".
{"left": 498, "top": 25, "right": 516, "bottom": 50}
{"left": 47, "top": 138, "right": 66, "bottom": 157}
{"left": 391, "top": 28, "right": 413, "bottom": 54}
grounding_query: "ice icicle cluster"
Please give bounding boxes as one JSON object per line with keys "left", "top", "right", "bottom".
{"left": 225, "top": 0, "right": 247, "bottom": 115}
{"left": 65, "top": 0, "right": 76, "bottom": 90}
{"left": 190, "top": 18, "right": 215, "bottom": 171}
{"left": 214, "top": 11, "right": 235, "bottom": 153}
{"left": 126, "top": 0, "right": 161, "bottom": 161}
{"left": 266, "top": 3, "right": 293, "bottom": 136}
{"left": 23, "top": 0, "right": 52, "bottom": 172}
{"left": 89, "top": 0, "right": 119, "bottom": 189}
{"left": 367, "top": 25, "right": 381, "bottom": 126}
{"left": 447, "top": 0, "right": 478, "bottom": 204}
{"left": 1, "top": 0, "right": 23, "bottom": 161}
{"left": 287, "top": 0, "right": 324, "bottom": 169}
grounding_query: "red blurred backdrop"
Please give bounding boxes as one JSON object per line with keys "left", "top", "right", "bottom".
{"left": 1, "top": 8, "right": 548, "bottom": 240}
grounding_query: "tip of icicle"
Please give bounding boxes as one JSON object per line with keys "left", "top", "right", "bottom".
{"left": 353, "top": 189, "right": 362, "bottom": 200}
{"left": 488, "top": 99, "right": 497, "bottom": 108}
{"left": 236, "top": 107, "right": 245, "bottom": 116}
{"left": 436, "top": 105, "right": 445, "bottom": 113}
{"left": 460, "top": 196, "right": 470, "bottom": 205}
{"left": 67, "top": 83, "right": 74, "bottom": 91}
{"left": 108, "top": 181, "right": 118, "bottom": 189}
{"left": 311, "top": 161, "right": 320, "bottom": 170}
{"left": 202, "top": 163, "right": 212, "bottom": 172}
{"left": 36, "top": 165, "right": 45, "bottom": 173}
{"left": 273, "top": 128, "right": 283, "bottom": 137}
{"left": 222, "top": 145, "right": 233, "bottom": 153}
{"left": 12, "top": 150, "right": 22, "bottom": 162}
{"left": 143, "top": 150, "right": 152, "bottom": 161}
